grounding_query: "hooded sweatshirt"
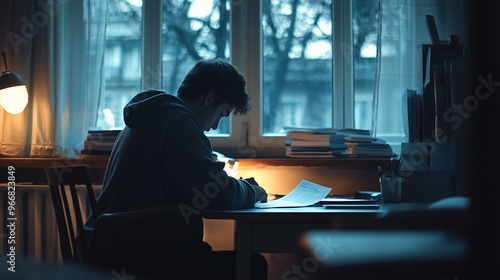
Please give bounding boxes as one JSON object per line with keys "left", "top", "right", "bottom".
{"left": 86, "top": 89, "right": 257, "bottom": 258}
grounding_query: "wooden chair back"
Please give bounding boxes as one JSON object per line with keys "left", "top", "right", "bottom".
{"left": 45, "top": 165, "right": 99, "bottom": 264}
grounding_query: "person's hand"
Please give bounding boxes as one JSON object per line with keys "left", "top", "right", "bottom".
{"left": 251, "top": 184, "right": 267, "bottom": 203}
{"left": 244, "top": 177, "right": 259, "bottom": 186}
{"left": 243, "top": 177, "right": 267, "bottom": 203}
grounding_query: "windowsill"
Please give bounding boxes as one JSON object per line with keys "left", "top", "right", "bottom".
{"left": 237, "top": 158, "right": 390, "bottom": 168}
{"left": 0, "top": 157, "right": 389, "bottom": 185}
{"left": 0, "top": 157, "right": 110, "bottom": 168}
{"left": 0, "top": 157, "right": 389, "bottom": 169}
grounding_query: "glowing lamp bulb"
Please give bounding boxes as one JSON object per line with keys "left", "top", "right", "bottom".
{"left": 0, "top": 85, "right": 29, "bottom": 114}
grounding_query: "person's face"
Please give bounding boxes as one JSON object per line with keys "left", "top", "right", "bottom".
{"left": 197, "top": 93, "right": 235, "bottom": 132}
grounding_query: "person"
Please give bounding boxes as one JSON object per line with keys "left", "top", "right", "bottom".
{"left": 85, "top": 59, "right": 268, "bottom": 280}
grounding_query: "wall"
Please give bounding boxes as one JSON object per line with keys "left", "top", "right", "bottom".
{"left": 237, "top": 164, "right": 380, "bottom": 197}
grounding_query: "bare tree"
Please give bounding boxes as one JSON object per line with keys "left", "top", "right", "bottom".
{"left": 262, "top": 0, "right": 332, "bottom": 132}
{"left": 162, "top": 0, "right": 230, "bottom": 93}
{"left": 353, "top": 0, "right": 378, "bottom": 59}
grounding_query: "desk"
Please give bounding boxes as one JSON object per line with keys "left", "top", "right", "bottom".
{"left": 201, "top": 206, "right": 384, "bottom": 280}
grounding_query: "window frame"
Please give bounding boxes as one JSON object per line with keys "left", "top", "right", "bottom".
{"left": 140, "top": 0, "right": 357, "bottom": 157}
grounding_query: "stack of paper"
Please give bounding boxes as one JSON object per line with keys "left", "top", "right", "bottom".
{"left": 283, "top": 127, "right": 394, "bottom": 158}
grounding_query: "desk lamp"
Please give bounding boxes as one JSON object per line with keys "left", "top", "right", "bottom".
{"left": 0, "top": 52, "right": 29, "bottom": 114}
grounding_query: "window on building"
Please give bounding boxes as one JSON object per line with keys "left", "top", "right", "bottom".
{"left": 96, "top": 0, "right": 142, "bottom": 130}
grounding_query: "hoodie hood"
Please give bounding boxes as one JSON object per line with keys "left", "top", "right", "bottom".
{"left": 123, "top": 89, "right": 194, "bottom": 129}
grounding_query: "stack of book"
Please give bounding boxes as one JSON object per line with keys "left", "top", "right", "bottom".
{"left": 81, "top": 130, "right": 121, "bottom": 157}
{"left": 284, "top": 127, "right": 395, "bottom": 158}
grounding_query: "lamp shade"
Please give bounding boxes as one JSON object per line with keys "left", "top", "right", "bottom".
{"left": 0, "top": 72, "right": 29, "bottom": 114}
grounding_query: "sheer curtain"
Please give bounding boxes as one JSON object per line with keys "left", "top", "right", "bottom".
{"left": 372, "top": 0, "right": 467, "bottom": 151}
{"left": 0, "top": 0, "right": 106, "bottom": 158}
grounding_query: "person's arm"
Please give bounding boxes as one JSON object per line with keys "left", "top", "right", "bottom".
{"left": 241, "top": 177, "right": 267, "bottom": 202}
{"left": 161, "top": 115, "right": 266, "bottom": 210}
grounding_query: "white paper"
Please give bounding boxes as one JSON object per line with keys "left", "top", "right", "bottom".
{"left": 255, "top": 180, "right": 332, "bottom": 208}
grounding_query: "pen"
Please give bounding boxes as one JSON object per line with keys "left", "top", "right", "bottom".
{"left": 377, "top": 166, "right": 384, "bottom": 178}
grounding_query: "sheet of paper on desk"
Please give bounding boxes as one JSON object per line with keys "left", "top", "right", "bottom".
{"left": 255, "top": 179, "right": 332, "bottom": 208}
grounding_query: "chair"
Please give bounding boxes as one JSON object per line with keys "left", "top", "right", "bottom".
{"left": 45, "top": 165, "right": 177, "bottom": 274}
{"left": 45, "top": 165, "right": 99, "bottom": 264}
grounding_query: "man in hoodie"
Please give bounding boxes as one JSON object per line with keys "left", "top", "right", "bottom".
{"left": 86, "top": 59, "right": 268, "bottom": 279}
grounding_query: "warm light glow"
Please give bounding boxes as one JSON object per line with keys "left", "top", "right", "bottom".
{"left": 223, "top": 159, "right": 239, "bottom": 178}
{"left": 213, "top": 152, "right": 239, "bottom": 178}
{"left": 0, "top": 85, "right": 29, "bottom": 114}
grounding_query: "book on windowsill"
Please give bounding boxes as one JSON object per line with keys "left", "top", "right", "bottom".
{"left": 80, "top": 130, "right": 121, "bottom": 157}
{"left": 282, "top": 126, "right": 370, "bottom": 142}
{"left": 284, "top": 127, "right": 394, "bottom": 159}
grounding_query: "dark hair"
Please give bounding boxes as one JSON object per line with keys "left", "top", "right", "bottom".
{"left": 177, "top": 58, "right": 250, "bottom": 115}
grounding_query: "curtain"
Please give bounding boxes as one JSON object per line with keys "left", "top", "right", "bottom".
{"left": 372, "top": 0, "right": 467, "bottom": 149}
{"left": 0, "top": 0, "right": 106, "bottom": 158}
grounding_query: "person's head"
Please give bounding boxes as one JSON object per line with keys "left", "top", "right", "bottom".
{"left": 177, "top": 58, "right": 250, "bottom": 132}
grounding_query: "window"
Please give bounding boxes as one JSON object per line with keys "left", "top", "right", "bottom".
{"left": 96, "top": 0, "right": 231, "bottom": 134}
{"left": 352, "top": 0, "right": 378, "bottom": 130}
{"left": 262, "top": 0, "right": 333, "bottom": 135}
{"left": 95, "top": 0, "right": 380, "bottom": 154}
{"left": 160, "top": 0, "right": 231, "bottom": 135}
{"left": 261, "top": 0, "right": 378, "bottom": 134}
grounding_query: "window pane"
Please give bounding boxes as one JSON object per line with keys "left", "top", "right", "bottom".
{"left": 96, "top": 0, "right": 143, "bottom": 130}
{"left": 262, "top": 0, "right": 333, "bottom": 135}
{"left": 352, "top": 0, "right": 378, "bottom": 130}
{"left": 161, "top": 0, "right": 231, "bottom": 136}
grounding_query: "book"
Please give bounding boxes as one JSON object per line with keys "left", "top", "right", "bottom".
{"left": 289, "top": 140, "right": 331, "bottom": 148}
{"left": 286, "top": 140, "right": 348, "bottom": 151}
{"left": 283, "top": 126, "right": 370, "bottom": 142}
{"left": 81, "top": 130, "right": 122, "bottom": 156}
{"left": 285, "top": 151, "right": 335, "bottom": 158}
{"left": 284, "top": 131, "right": 332, "bottom": 142}
{"left": 405, "top": 89, "right": 420, "bottom": 142}
{"left": 284, "top": 127, "right": 394, "bottom": 159}
{"left": 344, "top": 136, "right": 379, "bottom": 143}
